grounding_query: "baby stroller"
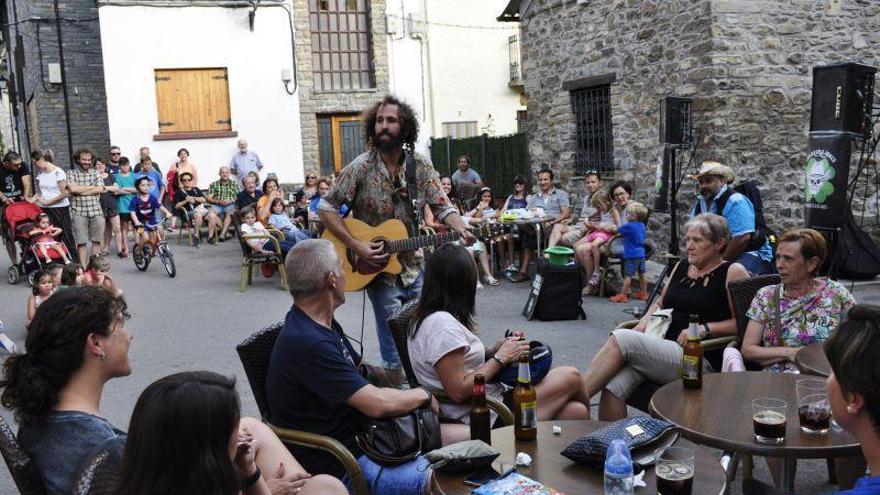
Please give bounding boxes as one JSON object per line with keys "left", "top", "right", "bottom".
{"left": 5, "top": 201, "right": 70, "bottom": 286}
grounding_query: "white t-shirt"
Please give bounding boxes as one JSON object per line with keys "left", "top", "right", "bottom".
{"left": 36, "top": 168, "right": 69, "bottom": 208}
{"left": 409, "top": 311, "right": 504, "bottom": 423}
{"left": 240, "top": 221, "right": 268, "bottom": 250}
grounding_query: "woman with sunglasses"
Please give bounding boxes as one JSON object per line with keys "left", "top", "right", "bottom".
{"left": 498, "top": 175, "right": 529, "bottom": 274}
{"left": 296, "top": 170, "right": 320, "bottom": 209}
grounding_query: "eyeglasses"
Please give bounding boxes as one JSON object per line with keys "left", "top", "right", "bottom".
{"left": 306, "top": 176, "right": 317, "bottom": 180}
{"left": 110, "top": 152, "right": 121, "bottom": 156}
{"left": 181, "top": 178, "right": 192, "bottom": 183}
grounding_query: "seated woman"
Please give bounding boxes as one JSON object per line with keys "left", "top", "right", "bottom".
{"left": 409, "top": 243, "right": 592, "bottom": 440}
{"left": 824, "top": 304, "right": 880, "bottom": 494}
{"left": 498, "top": 175, "right": 529, "bottom": 273}
{"left": 118, "top": 371, "right": 345, "bottom": 495}
{"left": 728, "top": 228, "right": 856, "bottom": 372}
{"left": 257, "top": 178, "right": 283, "bottom": 226}
{"left": 582, "top": 213, "right": 749, "bottom": 420}
{"left": 0, "top": 286, "right": 342, "bottom": 495}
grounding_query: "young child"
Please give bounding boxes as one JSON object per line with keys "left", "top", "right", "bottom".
{"left": 240, "top": 206, "right": 294, "bottom": 256}
{"left": 83, "top": 254, "right": 122, "bottom": 296}
{"left": 267, "top": 198, "right": 311, "bottom": 244}
{"left": 59, "top": 263, "right": 84, "bottom": 288}
{"left": 574, "top": 189, "right": 617, "bottom": 295}
{"left": 28, "top": 213, "right": 71, "bottom": 264}
{"left": 26, "top": 270, "right": 54, "bottom": 328}
{"left": 129, "top": 176, "right": 173, "bottom": 259}
{"left": 610, "top": 201, "right": 649, "bottom": 303}
{"left": 46, "top": 263, "right": 64, "bottom": 288}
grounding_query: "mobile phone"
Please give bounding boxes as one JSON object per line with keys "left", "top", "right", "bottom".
{"left": 462, "top": 467, "right": 501, "bottom": 487}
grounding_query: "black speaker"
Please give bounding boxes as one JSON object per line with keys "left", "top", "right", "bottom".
{"left": 659, "top": 96, "right": 692, "bottom": 146}
{"left": 810, "top": 63, "right": 876, "bottom": 137}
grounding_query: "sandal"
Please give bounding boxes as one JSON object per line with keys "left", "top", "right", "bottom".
{"left": 484, "top": 276, "right": 500, "bottom": 286}
{"left": 476, "top": 282, "right": 484, "bottom": 290}
{"left": 507, "top": 271, "right": 527, "bottom": 283}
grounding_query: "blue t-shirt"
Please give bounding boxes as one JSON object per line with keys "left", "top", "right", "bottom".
{"left": 691, "top": 184, "right": 773, "bottom": 262}
{"left": 836, "top": 475, "right": 880, "bottom": 494}
{"left": 114, "top": 173, "right": 136, "bottom": 214}
{"left": 129, "top": 194, "right": 162, "bottom": 225}
{"left": 135, "top": 169, "right": 164, "bottom": 200}
{"left": 310, "top": 196, "right": 349, "bottom": 217}
{"left": 18, "top": 411, "right": 126, "bottom": 495}
{"left": 266, "top": 306, "right": 369, "bottom": 479}
{"left": 506, "top": 195, "right": 528, "bottom": 210}
{"left": 618, "top": 220, "right": 646, "bottom": 259}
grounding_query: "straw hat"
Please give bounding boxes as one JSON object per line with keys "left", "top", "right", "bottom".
{"left": 688, "top": 161, "right": 736, "bottom": 183}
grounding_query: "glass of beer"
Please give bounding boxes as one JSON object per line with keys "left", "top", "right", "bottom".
{"left": 753, "top": 398, "right": 788, "bottom": 444}
{"left": 797, "top": 379, "right": 832, "bottom": 434}
{"left": 655, "top": 446, "right": 694, "bottom": 495}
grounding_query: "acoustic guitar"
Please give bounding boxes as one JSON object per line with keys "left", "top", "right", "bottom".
{"left": 322, "top": 217, "right": 505, "bottom": 291}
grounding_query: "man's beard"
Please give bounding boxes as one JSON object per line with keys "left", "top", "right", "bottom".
{"left": 375, "top": 132, "right": 403, "bottom": 153}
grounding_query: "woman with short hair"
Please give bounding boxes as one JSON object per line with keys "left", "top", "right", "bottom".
{"left": 582, "top": 213, "right": 749, "bottom": 420}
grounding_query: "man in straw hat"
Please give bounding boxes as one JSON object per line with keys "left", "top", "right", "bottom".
{"left": 690, "top": 161, "right": 774, "bottom": 274}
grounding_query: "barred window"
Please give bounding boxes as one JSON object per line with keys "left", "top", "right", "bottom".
{"left": 571, "top": 85, "right": 614, "bottom": 173}
{"left": 309, "top": 0, "right": 375, "bottom": 91}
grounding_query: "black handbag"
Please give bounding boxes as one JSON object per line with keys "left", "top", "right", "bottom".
{"left": 560, "top": 417, "right": 679, "bottom": 469}
{"left": 355, "top": 364, "right": 442, "bottom": 465}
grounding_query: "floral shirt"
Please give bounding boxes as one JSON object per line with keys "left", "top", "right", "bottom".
{"left": 746, "top": 279, "right": 855, "bottom": 372}
{"left": 319, "top": 149, "right": 456, "bottom": 286}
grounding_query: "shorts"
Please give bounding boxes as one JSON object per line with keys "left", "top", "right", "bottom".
{"left": 73, "top": 214, "right": 105, "bottom": 245}
{"left": 586, "top": 230, "right": 612, "bottom": 243}
{"left": 101, "top": 197, "right": 119, "bottom": 218}
{"left": 118, "top": 212, "right": 131, "bottom": 222}
{"left": 344, "top": 455, "right": 430, "bottom": 495}
{"left": 561, "top": 225, "right": 587, "bottom": 246}
{"left": 464, "top": 240, "right": 485, "bottom": 255}
{"left": 212, "top": 204, "right": 237, "bottom": 217}
{"left": 623, "top": 257, "right": 646, "bottom": 277}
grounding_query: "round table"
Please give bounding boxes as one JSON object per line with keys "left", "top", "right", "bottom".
{"left": 650, "top": 372, "right": 860, "bottom": 493}
{"left": 795, "top": 342, "right": 831, "bottom": 377}
{"left": 433, "top": 420, "right": 728, "bottom": 495}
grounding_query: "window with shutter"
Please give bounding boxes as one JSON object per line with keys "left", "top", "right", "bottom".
{"left": 153, "top": 68, "right": 238, "bottom": 140}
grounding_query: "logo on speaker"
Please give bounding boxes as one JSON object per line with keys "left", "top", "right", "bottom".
{"left": 805, "top": 157, "right": 836, "bottom": 204}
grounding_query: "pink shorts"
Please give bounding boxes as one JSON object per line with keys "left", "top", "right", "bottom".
{"left": 586, "top": 230, "right": 612, "bottom": 243}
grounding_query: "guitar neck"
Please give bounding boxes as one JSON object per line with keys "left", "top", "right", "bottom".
{"left": 385, "top": 231, "right": 461, "bottom": 253}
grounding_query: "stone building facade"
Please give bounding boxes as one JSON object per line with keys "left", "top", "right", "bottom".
{"left": 293, "top": 0, "right": 389, "bottom": 174}
{"left": 1, "top": 0, "right": 110, "bottom": 168}
{"left": 516, "top": 0, "right": 880, "bottom": 244}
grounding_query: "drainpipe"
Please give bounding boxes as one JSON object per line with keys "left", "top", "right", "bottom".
{"left": 420, "top": 0, "right": 437, "bottom": 142}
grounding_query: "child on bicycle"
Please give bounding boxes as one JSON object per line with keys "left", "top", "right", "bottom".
{"left": 129, "top": 176, "right": 173, "bottom": 258}
{"left": 29, "top": 213, "right": 71, "bottom": 264}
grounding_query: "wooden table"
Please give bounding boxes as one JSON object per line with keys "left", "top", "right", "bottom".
{"left": 433, "top": 420, "right": 727, "bottom": 495}
{"left": 650, "top": 372, "right": 860, "bottom": 494}
{"left": 795, "top": 342, "right": 831, "bottom": 377}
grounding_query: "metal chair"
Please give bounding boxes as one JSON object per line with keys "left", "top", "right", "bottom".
{"left": 0, "top": 415, "right": 46, "bottom": 495}
{"left": 236, "top": 224, "right": 289, "bottom": 292}
{"left": 72, "top": 451, "right": 120, "bottom": 495}
{"left": 598, "top": 237, "right": 656, "bottom": 298}
{"left": 235, "top": 324, "right": 368, "bottom": 495}
{"left": 387, "top": 300, "right": 515, "bottom": 426}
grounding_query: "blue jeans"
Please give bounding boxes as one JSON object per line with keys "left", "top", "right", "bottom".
{"left": 344, "top": 455, "right": 430, "bottom": 495}
{"left": 283, "top": 229, "right": 311, "bottom": 244}
{"left": 365, "top": 273, "right": 424, "bottom": 369}
{"left": 737, "top": 252, "right": 775, "bottom": 275}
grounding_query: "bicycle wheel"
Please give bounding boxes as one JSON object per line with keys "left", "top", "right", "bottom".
{"left": 133, "top": 245, "right": 150, "bottom": 271}
{"left": 158, "top": 242, "right": 176, "bottom": 278}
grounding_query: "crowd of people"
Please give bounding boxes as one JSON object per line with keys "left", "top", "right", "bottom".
{"left": 2, "top": 94, "right": 879, "bottom": 495}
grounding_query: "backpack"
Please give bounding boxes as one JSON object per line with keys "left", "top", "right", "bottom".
{"left": 695, "top": 180, "right": 770, "bottom": 252}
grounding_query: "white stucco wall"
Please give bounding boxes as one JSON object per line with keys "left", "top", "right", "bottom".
{"left": 98, "top": 4, "right": 304, "bottom": 184}
{"left": 386, "top": 0, "right": 524, "bottom": 152}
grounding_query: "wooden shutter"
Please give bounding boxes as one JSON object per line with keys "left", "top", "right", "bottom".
{"left": 154, "top": 68, "right": 232, "bottom": 134}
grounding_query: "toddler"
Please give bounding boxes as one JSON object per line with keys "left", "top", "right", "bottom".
{"left": 83, "top": 254, "right": 122, "bottom": 295}
{"left": 26, "top": 270, "right": 54, "bottom": 328}
{"left": 267, "top": 198, "right": 311, "bottom": 244}
{"left": 574, "top": 190, "right": 617, "bottom": 294}
{"left": 29, "top": 213, "right": 71, "bottom": 263}
{"left": 240, "top": 206, "right": 295, "bottom": 256}
{"left": 59, "top": 263, "right": 84, "bottom": 288}
{"left": 609, "top": 201, "right": 649, "bottom": 303}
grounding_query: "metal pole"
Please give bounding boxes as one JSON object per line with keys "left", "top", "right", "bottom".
{"left": 668, "top": 147, "right": 679, "bottom": 257}
{"left": 53, "top": 0, "right": 74, "bottom": 162}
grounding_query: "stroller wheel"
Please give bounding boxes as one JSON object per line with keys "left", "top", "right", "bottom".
{"left": 26, "top": 271, "right": 36, "bottom": 287}
{"left": 7, "top": 266, "right": 19, "bottom": 285}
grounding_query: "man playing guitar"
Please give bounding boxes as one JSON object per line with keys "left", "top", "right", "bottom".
{"left": 318, "top": 95, "right": 475, "bottom": 385}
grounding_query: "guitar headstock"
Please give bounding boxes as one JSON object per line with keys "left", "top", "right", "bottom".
{"left": 470, "top": 222, "right": 511, "bottom": 242}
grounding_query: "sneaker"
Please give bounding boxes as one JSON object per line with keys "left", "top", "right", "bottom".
{"left": 476, "top": 282, "right": 484, "bottom": 290}
{"left": 504, "top": 264, "right": 517, "bottom": 273}
{"left": 609, "top": 293, "right": 629, "bottom": 303}
{"left": 484, "top": 276, "right": 500, "bottom": 286}
{"left": 633, "top": 291, "right": 649, "bottom": 301}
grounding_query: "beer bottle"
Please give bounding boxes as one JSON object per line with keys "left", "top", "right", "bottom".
{"left": 513, "top": 351, "right": 537, "bottom": 441}
{"left": 681, "top": 314, "right": 703, "bottom": 389}
{"left": 470, "top": 374, "right": 492, "bottom": 444}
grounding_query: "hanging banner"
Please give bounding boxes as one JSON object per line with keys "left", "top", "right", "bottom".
{"left": 804, "top": 132, "right": 853, "bottom": 230}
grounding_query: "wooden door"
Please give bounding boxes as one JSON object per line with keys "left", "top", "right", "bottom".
{"left": 317, "top": 114, "right": 365, "bottom": 174}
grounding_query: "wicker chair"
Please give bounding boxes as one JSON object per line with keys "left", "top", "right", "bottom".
{"left": 387, "top": 300, "right": 515, "bottom": 426}
{"left": 236, "top": 224, "right": 289, "bottom": 292}
{"left": 235, "top": 324, "right": 368, "bottom": 495}
{"left": 72, "top": 451, "right": 120, "bottom": 495}
{"left": 0, "top": 415, "right": 45, "bottom": 495}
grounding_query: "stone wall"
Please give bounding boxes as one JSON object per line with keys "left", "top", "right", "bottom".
{"left": 5, "top": 0, "right": 110, "bottom": 169}
{"left": 293, "top": 0, "right": 389, "bottom": 170}
{"left": 520, "top": 0, "right": 880, "bottom": 247}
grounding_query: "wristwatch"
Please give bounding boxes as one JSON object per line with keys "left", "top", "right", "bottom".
{"left": 492, "top": 354, "right": 505, "bottom": 366}
{"left": 702, "top": 323, "right": 711, "bottom": 339}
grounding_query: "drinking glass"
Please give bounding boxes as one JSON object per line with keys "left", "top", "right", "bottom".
{"left": 752, "top": 398, "right": 787, "bottom": 444}
{"left": 654, "top": 446, "right": 694, "bottom": 495}
{"left": 797, "top": 379, "right": 831, "bottom": 434}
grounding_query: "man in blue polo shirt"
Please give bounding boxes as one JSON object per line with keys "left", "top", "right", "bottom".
{"left": 266, "top": 239, "right": 440, "bottom": 495}
{"left": 689, "top": 161, "right": 774, "bottom": 274}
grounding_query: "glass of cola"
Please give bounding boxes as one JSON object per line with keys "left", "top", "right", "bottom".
{"left": 753, "top": 398, "right": 788, "bottom": 445}
{"left": 654, "top": 446, "right": 694, "bottom": 495}
{"left": 797, "top": 379, "right": 832, "bottom": 434}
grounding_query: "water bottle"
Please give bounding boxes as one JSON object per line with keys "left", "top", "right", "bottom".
{"left": 604, "top": 439, "right": 634, "bottom": 495}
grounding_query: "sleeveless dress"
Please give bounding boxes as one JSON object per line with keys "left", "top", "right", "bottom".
{"left": 661, "top": 260, "right": 734, "bottom": 370}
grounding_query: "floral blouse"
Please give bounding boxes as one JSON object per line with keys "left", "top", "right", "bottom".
{"left": 746, "top": 279, "right": 855, "bottom": 372}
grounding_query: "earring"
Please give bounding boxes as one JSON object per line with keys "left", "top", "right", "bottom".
{"left": 99, "top": 351, "right": 106, "bottom": 361}
{"left": 847, "top": 406, "right": 857, "bottom": 414}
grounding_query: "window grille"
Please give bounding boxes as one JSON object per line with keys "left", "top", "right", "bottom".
{"left": 571, "top": 85, "right": 614, "bottom": 173}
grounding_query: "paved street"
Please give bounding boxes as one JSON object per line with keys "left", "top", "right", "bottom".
{"left": 0, "top": 239, "right": 878, "bottom": 493}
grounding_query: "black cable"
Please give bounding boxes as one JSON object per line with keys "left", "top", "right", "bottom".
{"left": 34, "top": 23, "right": 61, "bottom": 93}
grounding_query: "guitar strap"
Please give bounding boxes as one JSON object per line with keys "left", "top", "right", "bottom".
{"left": 404, "top": 145, "right": 422, "bottom": 237}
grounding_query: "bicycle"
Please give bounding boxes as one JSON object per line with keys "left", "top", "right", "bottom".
{"left": 132, "top": 223, "right": 176, "bottom": 278}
